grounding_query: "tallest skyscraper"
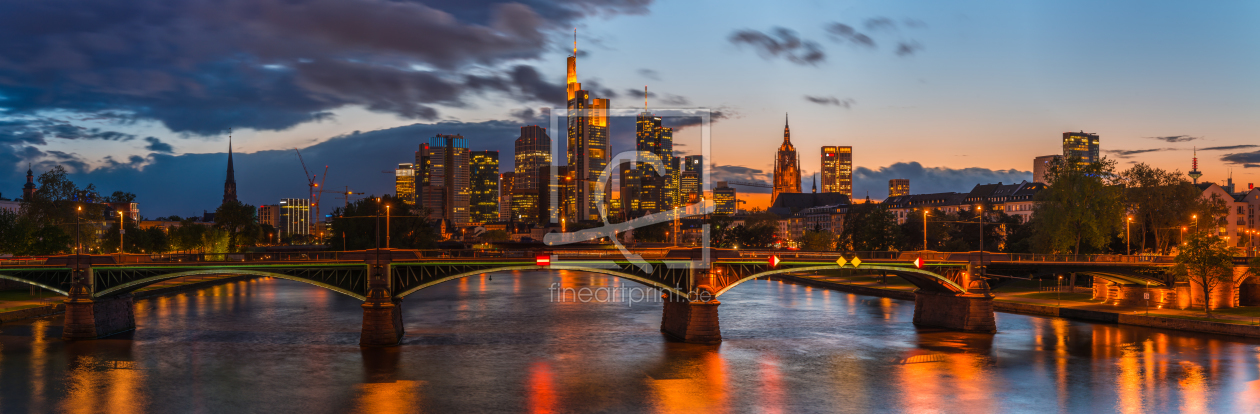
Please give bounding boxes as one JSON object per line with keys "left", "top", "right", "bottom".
{"left": 565, "top": 31, "right": 610, "bottom": 222}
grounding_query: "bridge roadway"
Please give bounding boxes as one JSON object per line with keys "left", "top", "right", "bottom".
{"left": 0, "top": 249, "right": 1192, "bottom": 346}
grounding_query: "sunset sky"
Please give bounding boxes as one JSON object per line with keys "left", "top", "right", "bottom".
{"left": 2, "top": 0, "right": 1258, "bottom": 216}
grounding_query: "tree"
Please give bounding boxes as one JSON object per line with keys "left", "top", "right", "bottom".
{"left": 327, "top": 195, "right": 438, "bottom": 250}
{"left": 214, "top": 200, "right": 257, "bottom": 252}
{"left": 1173, "top": 232, "right": 1235, "bottom": 318}
{"left": 708, "top": 214, "right": 737, "bottom": 248}
{"left": 481, "top": 230, "right": 510, "bottom": 242}
{"left": 800, "top": 229, "right": 835, "bottom": 251}
{"left": 1117, "top": 163, "right": 1204, "bottom": 254}
{"left": 107, "top": 191, "right": 137, "bottom": 203}
{"left": 732, "top": 212, "right": 780, "bottom": 248}
{"left": 838, "top": 203, "right": 899, "bottom": 251}
{"left": 21, "top": 165, "right": 107, "bottom": 252}
{"left": 1031, "top": 156, "right": 1124, "bottom": 254}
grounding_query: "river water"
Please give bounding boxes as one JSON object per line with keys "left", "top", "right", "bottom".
{"left": 1, "top": 271, "right": 1259, "bottom": 413}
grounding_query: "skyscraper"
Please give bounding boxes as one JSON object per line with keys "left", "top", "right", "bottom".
{"left": 395, "top": 163, "right": 415, "bottom": 205}
{"left": 773, "top": 114, "right": 802, "bottom": 202}
{"left": 470, "top": 151, "right": 500, "bottom": 224}
{"left": 682, "top": 155, "right": 703, "bottom": 203}
{"left": 499, "top": 172, "right": 515, "bottom": 221}
{"left": 566, "top": 33, "right": 611, "bottom": 222}
{"left": 714, "top": 181, "right": 737, "bottom": 215}
{"left": 513, "top": 126, "right": 551, "bottom": 224}
{"left": 888, "top": 179, "right": 909, "bottom": 197}
{"left": 629, "top": 110, "right": 676, "bottom": 217}
{"left": 223, "top": 136, "right": 237, "bottom": 204}
{"left": 279, "top": 198, "right": 310, "bottom": 237}
{"left": 1062, "top": 131, "right": 1100, "bottom": 164}
{"left": 821, "top": 146, "right": 852, "bottom": 197}
{"left": 422, "top": 134, "right": 471, "bottom": 225}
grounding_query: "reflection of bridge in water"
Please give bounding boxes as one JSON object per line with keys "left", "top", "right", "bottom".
{"left": 5, "top": 249, "right": 1247, "bottom": 346}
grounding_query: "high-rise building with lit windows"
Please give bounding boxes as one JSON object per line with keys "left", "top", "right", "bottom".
{"left": 279, "top": 198, "right": 310, "bottom": 237}
{"left": 514, "top": 126, "right": 552, "bottom": 224}
{"left": 714, "top": 181, "right": 737, "bottom": 215}
{"left": 821, "top": 146, "right": 852, "bottom": 198}
{"left": 422, "top": 134, "right": 470, "bottom": 225}
{"left": 1062, "top": 131, "right": 1100, "bottom": 164}
{"left": 395, "top": 163, "right": 415, "bottom": 205}
{"left": 565, "top": 33, "right": 610, "bottom": 222}
{"left": 888, "top": 179, "right": 909, "bottom": 197}
{"left": 682, "top": 155, "right": 703, "bottom": 204}
{"left": 499, "top": 172, "right": 515, "bottom": 221}
{"left": 773, "top": 114, "right": 802, "bottom": 202}
{"left": 470, "top": 151, "right": 499, "bottom": 224}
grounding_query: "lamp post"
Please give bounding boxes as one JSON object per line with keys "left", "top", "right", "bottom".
{"left": 1181, "top": 226, "right": 1187, "bottom": 246}
{"left": 76, "top": 205, "right": 82, "bottom": 255}
{"left": 385, "top": 204, "right": 391, "bottom": 249}
{"left": 922, "top": 209, "right": 928, "bottom": 252}
{"left": 1192, "top": 214, "right": 1198, "bottom": 233}
{"left": 1057, "top": 274, "right": 1063, "bottom": 308}
{"left": 118, "top": 210, "right": 125, "bottom": 258}
{"left": 1126, "top": 216, "right": 1132, "bottom": 255}
{"left": 977, "top": 205, "right": 988, "bottom": 296}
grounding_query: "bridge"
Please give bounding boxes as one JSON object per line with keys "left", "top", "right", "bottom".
{"left": 1, "top": 248, "right": 1246, "bottom": 346}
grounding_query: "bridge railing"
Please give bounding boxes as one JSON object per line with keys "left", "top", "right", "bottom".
{"left": 733, "top": 250, "right": 908, "bottom": 260}
{"left": 0, "top": 257, "right": 49, "bottom": 266}
{"left": 998, "top": 254, "right": 1175, "bottom": 263}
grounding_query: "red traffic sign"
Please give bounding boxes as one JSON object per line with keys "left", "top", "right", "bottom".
{"left": 913, "top": 257, "right": 923, "bottom": 269}
{"left": 768, "top": 255, "right": 781, "bottom": 267}
{"left": 536, "top": 255, "right": 551, "bottom": 266}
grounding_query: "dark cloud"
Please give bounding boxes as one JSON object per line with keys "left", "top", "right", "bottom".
{"left": 824, "top": 23, "right": 876, "bottom": 47}
{"left": 626, "top": 88, "right": 657, "bottom": 99}
{"left": 0, "top": 0, "right": 649, "bottom": 135}
{"left": 803, "top": 95, "right": 854, "bottom": 108}
{"left": 509, "top": 108, "right": 539, "bottom": 123}
{"left": 144, "top": 137, "right": 174, "bottom": 153}
{"left": 1146, "top": 135, "right": 1201, "bottom": 143}
{"left": 1221, "top": 150, "right": 1260, "bottom": 165}
{"left": 0, "top": 118, "right": 136, "bottom": 146}
{"left": 854, "top": 162, "right": 1031, "bottom": 200}
{"left": 637, "top": 68, "right": 661, "bottom": 80}
{"left": 659, "top": 94, "right": 689, "bottom": 106}
{"left": 895, "top": 41, "right": 924, "bottom": 56}
{"left": 626, "top": 89, "right": 688, "bottom": 106}
{"left": 1103, "top": 148, "right": 1174, "bottom": 158}
{"left": 1244, "top": 164, "right": 1260, "bottom": 168}
{"left": 660, "top": 110, "right": 730, "bottom": 131}
{"left": 863, "top": 17, "right": 896, "bottom": 32}
{"left": 711, "top": 165, "right": 771, "bottom": 193}
{"left": 1200, "top": 145, "right": 1258, "bottom": 151}
{"left": 728, "top": 28, "right": 825, "bottom": 65}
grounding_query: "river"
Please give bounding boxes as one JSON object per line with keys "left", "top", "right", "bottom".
{"left": 1, "top": 271, "right": 1259, "bottom": 413}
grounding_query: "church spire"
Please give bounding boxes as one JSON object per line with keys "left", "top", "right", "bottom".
{"left": 22, "top": 163, "right": 36, "bottom": 201}
{"left": 223, "top": 130, "right": 238, "bottom": 204}
{"left": 784, "top": 113, "right": 790, "bottom": 143}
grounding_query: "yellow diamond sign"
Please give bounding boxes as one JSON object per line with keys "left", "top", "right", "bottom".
{"left": 835, "top": 257, "right": 847, "bottom": 267}
{"left": 850, "top": 257, "right": 863, "bottom": 267}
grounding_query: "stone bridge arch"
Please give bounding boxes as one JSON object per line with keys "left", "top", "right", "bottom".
{"left": 711, "top": 264, "right": 966, "bottom": 297}
{"left": 391, "top": 265, "right": 690, "bottom": 299}
{"left": 92, "top": 269, "right": 367, "bottom": 300}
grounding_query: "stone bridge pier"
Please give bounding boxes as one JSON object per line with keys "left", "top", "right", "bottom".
{"left": 911, "top": 291, "right": 996, "bottom": 333}
{"left": 660, "top": 285, "right": 722, "bottom": 344}
{"left": 359, "top": 251, "right": 404, "bottom": 347}
{"left": 61, "top": 256, "right": 136, "bottom": 340}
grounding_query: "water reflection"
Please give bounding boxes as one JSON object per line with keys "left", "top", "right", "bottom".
{"left": 1, "top": 273, "right": 1259, "bottom": 413}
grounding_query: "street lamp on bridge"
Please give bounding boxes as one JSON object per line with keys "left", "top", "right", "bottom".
{"left": 1126, "top": 216, "right": 1132, "bottom": 255}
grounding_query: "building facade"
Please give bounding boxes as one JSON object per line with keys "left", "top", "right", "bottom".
{"left": 422, "top": 134, "right": 471, "bottom": 225}
{"left": 513, "top": 126, "right": 551, "bottom": 224}
{"left": 888, "top": 179, "right": 909, "bottom": 197}
{"left": 259, "top": 204, "right": 280, "bottom": 228}
{"left": 565, "top": 37, "right": 611, "bottom": 222}
{"left": 821, "top": 146, "right": 853, "bottom": 197}
{"left": 714, "top": 181, "right": 737, "bottom": 215}
{"left": 470, "top": 151, "right": 500, "bottom": 224}
{"left": 395, "top": 163, "right": 415, "bottom": 205}
{"left": 772, "top": 114, "right": 802, "bottom": 202}
{"left": 499, "top": 172, "right": 515, "bottom": 222}
{"left": 279, "top": 198, "right": 310, "bottom": 237}
{"left": 1033, "top": 155, "right": 1061, "bottom": 184}
{"left": 1062, "top": 131, "right": 1100, "bottom": 164}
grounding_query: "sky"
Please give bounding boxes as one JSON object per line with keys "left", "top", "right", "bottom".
{"left": 1, "top": 0, "right": 1258, "bottom": 217}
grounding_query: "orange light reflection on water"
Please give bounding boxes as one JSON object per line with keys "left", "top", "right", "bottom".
{"left": 350, "top": 381, "right": 423, "bottom": 414}
{"left": 649, "top": 351, "right": 728, "bottom": 414}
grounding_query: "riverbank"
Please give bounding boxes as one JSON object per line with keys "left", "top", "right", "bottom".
{"left": 0, "top": 274, "right": 255, "bottom": 324}
{"left": 778, "top": 273, "right": 1260, "bottom": 339}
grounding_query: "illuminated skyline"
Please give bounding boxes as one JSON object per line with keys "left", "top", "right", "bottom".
{"left": 1, "top": 0, "right": 1258, "bottom": 216}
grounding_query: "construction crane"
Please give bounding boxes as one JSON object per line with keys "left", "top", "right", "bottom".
{"left": 294, "top": 148, "right": 329, "bottom": 240}
{"left": 339, "top": 186, "right": 365, "bottom": 210}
